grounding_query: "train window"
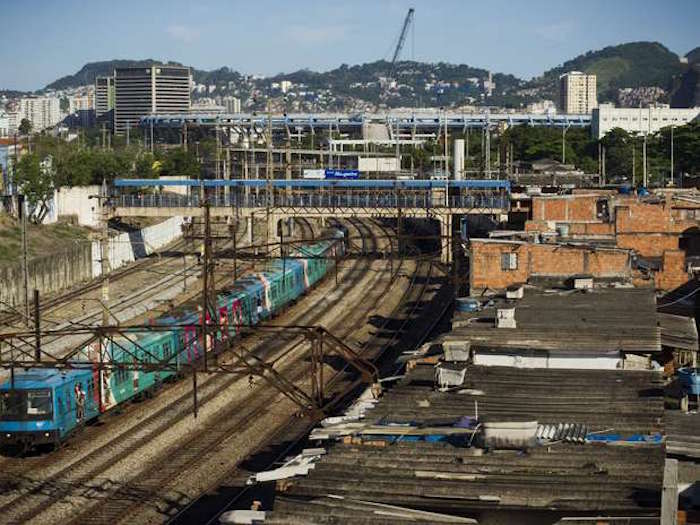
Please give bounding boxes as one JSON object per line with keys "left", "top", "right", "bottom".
{"left": 0, "top": 391, "right": 24, "bottom": 420}
{"left": 26, "top": 390, "right": 53, "bottom": 418}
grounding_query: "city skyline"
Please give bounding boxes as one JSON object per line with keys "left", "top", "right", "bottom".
{"left": 1, "top": 0, "right": 699, "bottom": 91}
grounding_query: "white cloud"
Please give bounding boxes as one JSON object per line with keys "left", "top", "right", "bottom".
{"left": 166, "top": 24, "right": 201, "bottom": 44}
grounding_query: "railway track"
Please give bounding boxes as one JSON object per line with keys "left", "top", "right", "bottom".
{"left": 0, "top": 218, "right": 394, "bottom": 524}
{"left": 0, "top": 218, "right": 314, "bottom": 461}
{"left": 0, "top": 217, "right": 317, "bottom": 370}
{"left": 0, "top": 216, "right": 259, "bottom": 331}
{"left": 165, "top": 221, "right": 450, "bottom": 525}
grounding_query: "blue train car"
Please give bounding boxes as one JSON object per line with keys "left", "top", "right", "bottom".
{"left": 0, "top": 368, "right": 98, "bottom": 450}
{"left": 0, "top": 231, "right": 346, "bottom": 452}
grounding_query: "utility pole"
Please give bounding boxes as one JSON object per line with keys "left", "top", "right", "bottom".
{"left": 561, "top": 124, "right": 570, "bottom": 164}
{"left": 632, "top": 142, "right": 636, "bottom": 187}
{"left": 602, "top": 146, "right": 606, "bottom": 186}
{"left": 265, "top": 101, "right": 273, "bottom": 256}
{"left": 33, "top": 289, "right": 40, "bottom": 361}
{"left": 670, "top": 124, "right": 674, "bottom": 186}
{"left": 484, "top": 126, "right": 491, "bottom": 179}
{"left": 19, "top": 195, "right": 29, "bottom": 326}
{"left": 98, "top": 184, "right": 110, "bottom": 413}
{"left": 126, "top": 121, "right": 130, "bottom": 147}
{"left": 201, "top": 201, "right": 212, "bottom": 375}
{"left": 643, "top": 134, "right": 648, "bottom": 188}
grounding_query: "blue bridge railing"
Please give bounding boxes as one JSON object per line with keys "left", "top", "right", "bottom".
{"left": 112, "top": 193, "right": 509, "bottom": 210}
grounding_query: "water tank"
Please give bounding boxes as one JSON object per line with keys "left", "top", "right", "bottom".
{"left": 453, "top": 139, "right": 465, "bottom": 180}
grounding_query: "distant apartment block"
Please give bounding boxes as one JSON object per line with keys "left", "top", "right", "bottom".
{"left": 0, "top": 112, "right": 9, "bottom": 138}
{"left": 592, "top": 103, "right": 700, "bottom": 138}
{"left": 95, "top": 76, "right": 115, "bottom": 119}
{"left": 113, "top": 66, "right": 191, "bottom": 134}
{"left": 68, "top": 92, "right": 95, "bottom": 114}
{"left": 222, "top": 95, "right": 241, "bottom": 113}
{"left": 559, "top": 71, "right": 597, "bottom": 114}
{"left": 14, "top": 96, "right": 62, "bottom": 132}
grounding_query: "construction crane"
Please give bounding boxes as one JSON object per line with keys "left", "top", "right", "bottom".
{"left": 386, "top": 7, "right": 414, "bottom": 92}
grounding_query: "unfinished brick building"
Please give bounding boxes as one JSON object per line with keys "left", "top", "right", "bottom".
{"left": 499, "top": 193, "right": 700, "bottom": 292}
{"left": 470, "top": 239, "right": 632, "bottom": 293}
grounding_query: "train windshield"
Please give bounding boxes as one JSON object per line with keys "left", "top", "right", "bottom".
{"left": 0, "top": 389, "right": 53, "bottom": 421}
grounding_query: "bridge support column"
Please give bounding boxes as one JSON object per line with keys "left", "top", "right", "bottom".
{"left": 268, "top": 213, "right": 282, "bottom": 245}
{"left": 439, "top": 214, "right": 452, "bottom": 265}
{"left": 247, "top": 216, "right": 253, "bottom": 244}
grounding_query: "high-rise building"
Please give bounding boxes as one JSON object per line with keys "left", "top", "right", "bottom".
{"left": 222, "top": 96, "right": 241, "bottom": 113}
{"left": 15, "top": 97, "right": 62, "bottom": 132}
{"left": 95, "top": 76, "right": 115, "bottom": 119}
{"left": 559, "top": 72, "right": 597, "bottom": 114}
{"left": 0, "top": 112, "right": 9, "bottom": 138}
{"left": 113, "top": 65, "right": 191, "bottom": 134}
{"left": 67, "top": 91, "right": 95, "bottom": 114}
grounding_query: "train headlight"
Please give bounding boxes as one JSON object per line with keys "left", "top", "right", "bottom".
{"left": 5, "top": 434, "right": 10, "bottom": 438}
{"left": 44, "top": 432, "right": 50, "bottom": 438}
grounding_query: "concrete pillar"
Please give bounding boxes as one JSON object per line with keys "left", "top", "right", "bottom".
{"left": 453, "top": 139, "right": 465, "bottom": 180}
{"left": 661, "top": 458, "right": 678, "bottom": 525}
{"left": 247, "top": 216, "right": 253, "bottom": 244}
{"left": 268, "top": 213, "right": 281, "bottom": 243}
{"left": 440, "top": 214, "right": 452, "bottom": 264}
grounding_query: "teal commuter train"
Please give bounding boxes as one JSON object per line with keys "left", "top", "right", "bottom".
{"left": 0, "top": 229, "right": 346, "bottom": 452}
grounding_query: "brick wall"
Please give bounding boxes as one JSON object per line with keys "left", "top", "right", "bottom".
{"left": 569, "top": 222, "right": 615, "bottom": 236}
{"left": 532, "top": 195, "right": 601, "bottom": 222}
{"left": 470, "top": 241, "right": 630, "bottom": 292}
{"left": 615, "top": 201, "right": 695, "bottom": 235}
{"left": 655, "top": 250, "right": 688, "bottom": 291}
{"left": 470, "top": 242, "right": 530, "bottom": 291}
{"left": 617, "top": 233, "right": 680, "bottom": 257}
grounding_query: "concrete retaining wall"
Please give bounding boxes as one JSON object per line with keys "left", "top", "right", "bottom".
{"left": 0, "top": 217, "right": 183, "bottom": 308}
{"left": 0, "top": 243, "right": 93, "bottom": 307}
{"left": 92, "top": 216, "right": 184, "bottom": 276}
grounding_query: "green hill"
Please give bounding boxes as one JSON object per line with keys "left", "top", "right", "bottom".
{"left": 686, "top": 46, "right": 700, "bottom": 65}
{"left": 39, "top": 41, "right": 695, "bottom": 109}
{"left": 529, "top": 42, "right": 686, "bottom": 103}
{"left": 45, "top": 59, "right": 188, "bottom": 90}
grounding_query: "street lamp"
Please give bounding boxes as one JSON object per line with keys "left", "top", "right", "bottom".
{"left": 670, "top": 124, "right": 674, "bottom": 187}
{"left": 562, "top": 122, "right": 571, "bottom": 164}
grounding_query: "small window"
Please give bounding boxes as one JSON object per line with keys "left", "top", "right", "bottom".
{"left": 501, "top": 253, "right": 518, "bottom": 271}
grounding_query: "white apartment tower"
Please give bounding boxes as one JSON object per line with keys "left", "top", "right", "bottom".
{"left": 113, "top": 65, "right": 191, "bottom": 134}
{"left": 559, "top": 72, "right": 597, "bottom": 114}
{"left": 16, "top": 97, "right": 62, "bottom": 132}
{"left": 222, "top": 96, "right": 241, "bottom": 113}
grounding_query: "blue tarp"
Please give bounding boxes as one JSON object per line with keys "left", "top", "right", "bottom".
{"left": 585, "top": 433, "right": 663, "bottom": 444}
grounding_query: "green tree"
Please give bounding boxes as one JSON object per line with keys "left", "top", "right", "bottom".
{"left": 18, "top": 118, "right": 32, "bottom": 135}
{"left": 14, "top": 153, "right": 55, "bottom": 223}
{"left": 161, "top": 147, "right": 201, "bottom": 178}
{"left": 600, "top": 128, "right": 633, "bottom": 181}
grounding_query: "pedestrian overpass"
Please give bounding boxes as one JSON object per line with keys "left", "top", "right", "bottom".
{"left": 110, "top": 178, "right": 511, "bottom": 263}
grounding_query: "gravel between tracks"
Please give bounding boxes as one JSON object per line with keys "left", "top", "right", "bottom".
{"left": 0, "top": 219, "right": 413, "bottom": 525}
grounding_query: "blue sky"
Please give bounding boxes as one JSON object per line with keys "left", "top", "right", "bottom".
{"left": 1, "top": 0, "right": 698, "bottom": 91}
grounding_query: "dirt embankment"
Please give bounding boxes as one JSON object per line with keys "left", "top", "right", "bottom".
{"left": 0, "top": 214, "right": 94, "bottom": 265}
